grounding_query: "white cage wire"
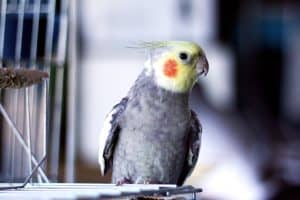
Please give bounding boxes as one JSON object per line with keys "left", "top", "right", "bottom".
{"left": 0, "top": 0, "right": 69, "bottom": 186}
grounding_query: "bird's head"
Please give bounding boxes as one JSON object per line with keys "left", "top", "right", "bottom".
{"left": 143, "top": 41, "right": 209, "bottom": 93}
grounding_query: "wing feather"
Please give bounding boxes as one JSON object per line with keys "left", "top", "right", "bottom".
{"left": 98, "top": 97, "right": 128, "bottom": 175}
{"left": 177, "top": 110, "right": 202, "bottom": 185}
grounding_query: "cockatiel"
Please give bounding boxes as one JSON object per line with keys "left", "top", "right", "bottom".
{"left": 98, "top": 41, "right": 209, "bottom": 185}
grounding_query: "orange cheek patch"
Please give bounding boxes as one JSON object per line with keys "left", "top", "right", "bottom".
{"left": 163, "top": 59, "right": 178, "bottom": 78}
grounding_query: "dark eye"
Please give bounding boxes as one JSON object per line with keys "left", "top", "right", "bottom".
{"left": 179, "top": 52, "right": 188, "bottom": 61}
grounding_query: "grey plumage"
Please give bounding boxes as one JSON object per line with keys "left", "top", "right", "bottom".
{"left": 100, "top": 71, "right": 201, "bottom": 185}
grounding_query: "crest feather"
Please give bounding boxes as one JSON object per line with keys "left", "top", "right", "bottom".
{"left": 126, "top": 41, "right": 169, "bottom": 50}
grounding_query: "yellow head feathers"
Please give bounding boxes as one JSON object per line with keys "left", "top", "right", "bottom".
{"left": 143, "top": 41, "right": 209, "bottom": 93}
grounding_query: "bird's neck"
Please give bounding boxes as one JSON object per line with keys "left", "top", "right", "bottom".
{"left": 129, "top": 71, "right": 190, "bottom": 107}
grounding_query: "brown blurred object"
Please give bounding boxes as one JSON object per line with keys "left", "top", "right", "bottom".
{"left": 0, "top": 67, "right": 49, "bottom": 89}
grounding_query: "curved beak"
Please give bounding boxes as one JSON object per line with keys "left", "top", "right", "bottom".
{"left": 196, "top": 55, "right": 209, "bottom": 77}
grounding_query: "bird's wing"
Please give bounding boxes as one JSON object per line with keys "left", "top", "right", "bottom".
{"left": 177, "top": 110, "right": 202, "bottom": 185}
{"left": 98, "top": 97, "right": 128, "bottom": 175}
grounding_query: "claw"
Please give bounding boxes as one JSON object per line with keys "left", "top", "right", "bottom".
{"left": 116, "top": 178, "right": 132, "bottom": 186}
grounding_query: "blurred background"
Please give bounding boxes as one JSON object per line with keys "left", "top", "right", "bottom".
{"left": 1, "top": 0, "right": 300, "bottom": 199}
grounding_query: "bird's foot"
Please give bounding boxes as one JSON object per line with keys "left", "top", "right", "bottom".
{"left": 116, "top": 178, "right": 133, "bottom": 186}
{"left": 142, "top": 180, "right": 160, "bottom": 184}
{"left": 135, "top": 177, "right": 161, "bottom": 184}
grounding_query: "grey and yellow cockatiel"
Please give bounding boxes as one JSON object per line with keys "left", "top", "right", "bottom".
{"left": 98, "top": 41, "right": 209, "bottom": 185}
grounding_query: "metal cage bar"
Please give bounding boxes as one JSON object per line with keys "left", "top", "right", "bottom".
{"left": 0, "top": 0, "right": 7, "bottom": 66}
{"left": 0, "top": 0, "right": 69, "bottom": 185}
{"left": 29, "top": 0, "right": 41, "bottom": 66}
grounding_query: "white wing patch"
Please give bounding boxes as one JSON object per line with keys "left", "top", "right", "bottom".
{"left": 98, "top": 107, "right": 118, "bottom": 175}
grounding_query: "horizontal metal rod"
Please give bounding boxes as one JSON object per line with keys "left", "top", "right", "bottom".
{"left": 0, "top": 183, "right": 202, "bottom": 199}
{"left": 0, "top": 183, "right": 177, "bottom": 189}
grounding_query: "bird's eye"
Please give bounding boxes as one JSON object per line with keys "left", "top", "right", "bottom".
{"left": 178, "top": 52, "right": 192, "bottom": 64}
{"left": 179, "top": 52, "right": 188, "bottom": 61}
